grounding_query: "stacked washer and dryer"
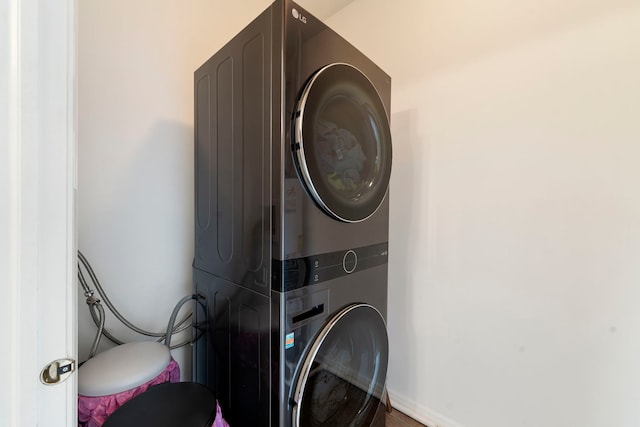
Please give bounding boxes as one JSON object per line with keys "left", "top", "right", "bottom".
{"left": 192, "top": 1, "right": 392, "bottom": 426}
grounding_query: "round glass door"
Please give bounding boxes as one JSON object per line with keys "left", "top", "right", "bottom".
{"left": 291, "top": 304, "right": 389, "bottom": 427}
{"left": 293, "top": 63, "right": 392, "bottom": 223}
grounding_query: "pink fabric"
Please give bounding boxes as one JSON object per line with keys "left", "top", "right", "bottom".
{"left": 213, "top": 402, "right": 231, "bottom": 427}
{"left": 78, "top": 358, "right": 180, "bottom": 427}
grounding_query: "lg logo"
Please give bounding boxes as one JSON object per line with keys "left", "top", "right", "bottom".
{"left": 291, "top": 8, "right": 307, "bottom": 24}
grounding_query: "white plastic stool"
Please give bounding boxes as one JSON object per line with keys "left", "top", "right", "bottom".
{"left": 79, "top": 341, "right": 170, "bottom": 396}
{"left": 78, "top": 341, "right": 177, "bottom": 426}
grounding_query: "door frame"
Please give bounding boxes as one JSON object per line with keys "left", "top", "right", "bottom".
{"left": 1, "top": 0, "right": 77, "bottom": 425}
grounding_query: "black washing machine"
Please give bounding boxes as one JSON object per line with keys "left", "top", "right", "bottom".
{"left": 192, "top": 1, "right": 392, "bottom": 425}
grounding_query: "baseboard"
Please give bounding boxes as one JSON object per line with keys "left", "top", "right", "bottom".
{"left": 386, "top": 388, "right": 464, "bottom": 427}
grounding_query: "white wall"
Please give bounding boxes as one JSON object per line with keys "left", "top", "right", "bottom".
{"left": 327, "top": 1, "right": 640, "bottom": 426}
{"left": 77, "top": 0, "right": 274, "bottom": 375}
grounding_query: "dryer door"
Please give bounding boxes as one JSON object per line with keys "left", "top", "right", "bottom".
{"left": 293, "top": 63, "right": 392, "bottom": 223}
{"left": 291, "top": 303, "right": 389, "bottom": 427}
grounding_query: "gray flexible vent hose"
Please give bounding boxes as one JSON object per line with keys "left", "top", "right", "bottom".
{"left": 165, "top": 295, "right": 198, "bottom": 348}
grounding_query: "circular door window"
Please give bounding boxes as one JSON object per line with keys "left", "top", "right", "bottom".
{"left": 293, "top": 63, "right": 392, "bottom": 223}
{"left": 291, "top": 304, "right": 389, "bottom": 427}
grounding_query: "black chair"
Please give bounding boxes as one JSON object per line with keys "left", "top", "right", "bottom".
{"left": 103, "top": 382, "right": 216, "bottom": 427}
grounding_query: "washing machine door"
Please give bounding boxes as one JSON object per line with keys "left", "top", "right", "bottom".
{"left": 293, "top": 63, "right": 392, "bottom": 223}
{"left": 291, "top": 303, "right": 389, "bottom": 427}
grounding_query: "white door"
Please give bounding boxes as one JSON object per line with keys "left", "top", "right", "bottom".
{"left": 1, "top": 0, "right": 77, "bottom": 426}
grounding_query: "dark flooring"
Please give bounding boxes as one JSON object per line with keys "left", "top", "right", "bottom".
{"left": 386, "top": 408, "right": 426, "bottom": 427}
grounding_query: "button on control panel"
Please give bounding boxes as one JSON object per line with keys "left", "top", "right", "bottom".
{"left": 342, "top": 250, "right": 357, "bottom": 273}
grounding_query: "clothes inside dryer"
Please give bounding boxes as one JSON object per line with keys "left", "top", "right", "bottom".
{"left": 316, "top": 119, "right": 366, "bottom": 195}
